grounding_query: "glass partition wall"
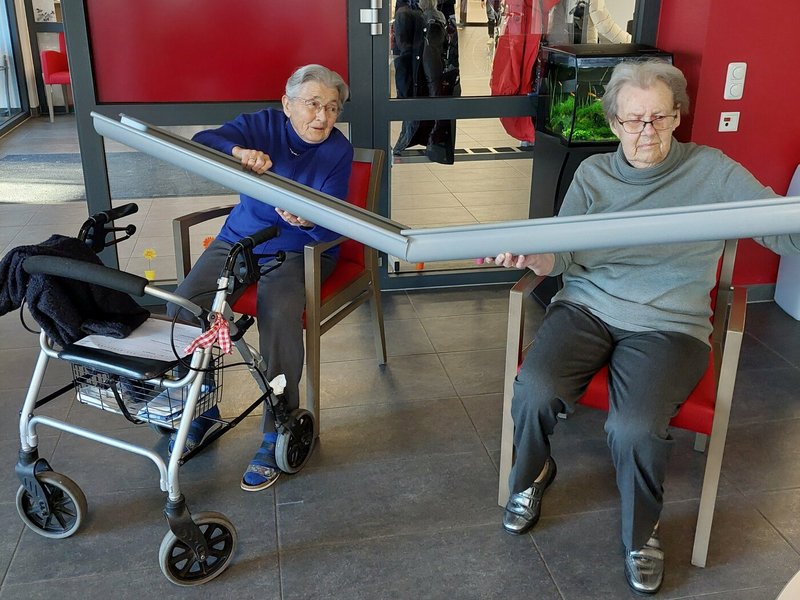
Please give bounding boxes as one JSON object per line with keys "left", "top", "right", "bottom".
{"left": 0, "top": 0, "right": 27, "bottom": 132}
{"left": 382, "top": 0, "right": 637, "bottom": 285}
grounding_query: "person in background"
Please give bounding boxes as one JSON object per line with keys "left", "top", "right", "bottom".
{"left": 481, "top": 0, "right": 503, "bottom": 45}
{"left": 168, "top": 64, "right": 353, "bottom": 493}
{"left": 458, "top": 0, "right": 468, "bottom": 26}
{"left": 487, "top": 59, "right": 800, "bottom": 594}
{"left": 438, "top": 0, "right": 456, "bottom": 22}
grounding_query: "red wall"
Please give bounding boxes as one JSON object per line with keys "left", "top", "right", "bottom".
{"left": 657, "top": 0, "right": 800, "bottom": 285}
{"left": 85, "top": 0, "right": 349, "bottom": 103}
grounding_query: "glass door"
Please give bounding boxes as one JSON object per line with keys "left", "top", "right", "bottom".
{"left": 371, "top": 0, "right": 641, "bottom": 290}
{"left": 0, "top": 0, "right": 28, "bottom": 132}
{"left": 374, "top": 0, "right": 546, "bottom": 289}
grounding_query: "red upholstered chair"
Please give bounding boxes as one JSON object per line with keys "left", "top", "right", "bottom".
{"left": 498, "top": 239, "right": 746, "bottom": 568}
{"left": 173, "top": 148, "right": 387, "bottom": 434}
{"left": 40, "top": 32, "right": 71, "bottom": 123}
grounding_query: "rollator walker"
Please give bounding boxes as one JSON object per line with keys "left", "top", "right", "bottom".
{"left": 13, "top": 203, "right": 315, "bottom": 585}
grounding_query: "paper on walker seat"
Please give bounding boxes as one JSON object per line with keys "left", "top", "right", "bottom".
{"left": 74, "top": 319, "right": 203, "bottom": 362}
{"left": 77, "top": 386, "right": 142, "bottom": 414}
{"left": 136, "top": 383, "right": 214, "bottom": 426}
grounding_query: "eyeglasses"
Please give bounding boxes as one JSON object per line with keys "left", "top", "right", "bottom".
{"left": 291, "top": 97, "right": 341, "bottom": 117}
{"left": 615, "top": 114, "right": 678, "bottom": 134}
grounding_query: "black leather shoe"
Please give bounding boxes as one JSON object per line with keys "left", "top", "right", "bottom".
{"left": 502, "top": 457, "right": 557, "bottom": 535}
{"left": 624, "top": 529, "right": 664, "bottom": 595}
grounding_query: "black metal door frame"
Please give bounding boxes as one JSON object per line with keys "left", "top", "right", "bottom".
{"left": 368, "top": 0, "right": 661, "bottom": 290}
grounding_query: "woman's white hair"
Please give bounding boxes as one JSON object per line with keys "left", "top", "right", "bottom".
{"left": 285, "top": 64, "right": 349, "bottom": 108}
{"left": 601, "top": 59, "right": 691, "bottom": 121}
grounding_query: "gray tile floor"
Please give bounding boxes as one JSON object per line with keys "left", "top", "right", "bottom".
{"left": 3, "top": 114, "right": 800, "bottom": 599}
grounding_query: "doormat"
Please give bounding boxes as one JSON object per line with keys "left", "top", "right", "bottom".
{"left": 0, "top": 152, "right": 231, "bottom": 204}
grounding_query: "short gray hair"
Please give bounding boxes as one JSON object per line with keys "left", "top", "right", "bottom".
{"left": 419, "top": 0, "right": 437, "bottom": 11}
{"left": 601, "top": 59, "right": 690, "bottom": 121}
{"left": 285, "top": 64, "right": 350, "bottom": 108}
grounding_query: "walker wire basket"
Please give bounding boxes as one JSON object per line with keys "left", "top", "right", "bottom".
{"left": 71, "top": 348, "right": 223, "bottom": 429}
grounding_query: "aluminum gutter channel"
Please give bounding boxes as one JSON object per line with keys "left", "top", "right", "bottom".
{"left": 403, "top": 197, "right": 800, "bottom": 260}
{"left": 92, "top": 112, "right": 800, "bottom": 263}
{"left": 91, "top": 112, "right": 409, "bottom": 258}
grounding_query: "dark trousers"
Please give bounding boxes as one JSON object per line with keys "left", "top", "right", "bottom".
{"left": 509, "top": 301, "right": 708, "bottom": 550}
{"left": 486, "top": 0, "right": 501, "bottom": 36}
{"left": 167, "top": 238, "right": 336, "bottom": 432}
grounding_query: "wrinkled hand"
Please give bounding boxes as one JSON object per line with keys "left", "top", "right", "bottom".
{"left": 275, "top": 208, "right": 315, "bottom": 229}
{"left": 484, "top": 252, "right": 555, "bottom": 276}
{"left": 232, "top": 147, "right": 272, "bottom": 175}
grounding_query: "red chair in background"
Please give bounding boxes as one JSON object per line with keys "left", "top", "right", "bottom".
{"left": 40, "top": 32, "right": 71, "bottom": 123}
{"left": 498, "top": 239, "right": 746, "bottom": 568}
{"left": 173, "top": 148, "right": 387, "bottom": 435}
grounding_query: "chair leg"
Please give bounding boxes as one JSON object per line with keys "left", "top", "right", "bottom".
{"left": 369, "top": 283, "right": 387, "bottom": 365}
{"left": 498, "top": 284, "right": 527, "bottom": 507}
{"left": 62, "top": 84, "right": 72, "bottom": 114}
{"left": 498, "top": 386, "right": 514, "bottom": 507}
{"left": 692, "top": 426, "right": 726, "bottom": 567}
{"left": 692, "top": 319, "right": 742, "bottom": 568}
{"left": 44, "top": 83, "right": 54, "bottom": 123}
{"left": 304, "top": 317, "right": 322, "bottom": 439}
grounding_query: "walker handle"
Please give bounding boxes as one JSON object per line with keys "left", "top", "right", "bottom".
{"left": 91, "top": 202, "right": 139, "bottom": 225}
{"left": 23, "top": 256, "right": 148, "bottom": 297}
{"left": 241, "top": 225, "right": 279, "bottom": 249}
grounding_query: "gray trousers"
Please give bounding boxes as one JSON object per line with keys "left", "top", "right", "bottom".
{"left": 167, "top": 238, "right": 336, "bottom": 432}
{"left": 509, "top": 301, "right": 708, "bottom": 551}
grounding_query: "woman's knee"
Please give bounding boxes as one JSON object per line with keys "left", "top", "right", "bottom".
{"left": 512, "top": 367, "right": 563, "bottom": 421}
{"left": 605, "top": 415, "right": 666, "bottom": 452}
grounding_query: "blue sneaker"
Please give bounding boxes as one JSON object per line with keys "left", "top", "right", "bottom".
{"left": 240, "top": 432, "right": 282, "bottom": 492}
{"left": 168, "top": 404, "right": 222, "bottom": 457}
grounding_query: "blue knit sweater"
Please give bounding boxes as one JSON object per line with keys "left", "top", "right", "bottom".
{"left": 192, "top": 108, "right": 354, "bottom": 257}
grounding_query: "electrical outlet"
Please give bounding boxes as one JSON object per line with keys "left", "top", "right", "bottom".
{"left": 718, "top": 112, "right": 740, "bottom": 132}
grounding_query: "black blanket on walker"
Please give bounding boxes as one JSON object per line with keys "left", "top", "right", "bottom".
{"left": 0, "top": 234, "right": 150, "bottom": 347}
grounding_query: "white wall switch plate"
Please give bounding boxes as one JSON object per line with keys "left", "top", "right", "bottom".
{"left": 719, "top": 112, "right": 740, "bottom": 132}
{"left": 724, "top": 62, "right": 747, "bottom": 100}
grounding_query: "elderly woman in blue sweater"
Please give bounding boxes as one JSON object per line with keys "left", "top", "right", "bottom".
{"left": 168, "top": 64, "right": 353, "bottom": 492}
{"left": 488, "top": 59, "right": 800, "bottom": 595}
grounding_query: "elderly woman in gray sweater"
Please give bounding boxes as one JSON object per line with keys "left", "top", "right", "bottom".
{"left": 488, "top": 59, "right": 800, "bottom": 595}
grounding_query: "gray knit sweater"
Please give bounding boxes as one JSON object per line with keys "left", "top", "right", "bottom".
{"left": 550, "top": 140, "right": 800, "bottom": 344}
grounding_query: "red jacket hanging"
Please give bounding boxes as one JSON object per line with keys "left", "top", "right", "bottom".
{"left": 490, "top": 0, "right": 561, "bottom": 142}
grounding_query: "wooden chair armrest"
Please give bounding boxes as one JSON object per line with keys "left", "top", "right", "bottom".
{"left": 172, "top": 205, "right": 234, "bottom": 281}
{"left": 711, "top": 284, "right": 747, "bottom": 402}
{"left": 304, "top": 235, "right": 347, "bottom": 260}
{"left": 303, "top": 236, "right": 348, "bottom": 305}
{"left": 506, "top": 270, "right": 548, "bottom": 369}
{"left": 726, "top": 286, "right": 747, "bottom": 336}
{"left": 510, "top": 270, "right": 548, "bottom": 298}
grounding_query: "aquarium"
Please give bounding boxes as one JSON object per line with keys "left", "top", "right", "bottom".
{"left": 535, "top": 44, "right": 672, "bottom": 145}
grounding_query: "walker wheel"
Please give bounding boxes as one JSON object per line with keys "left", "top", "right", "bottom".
{"left": 275, "top": 408, "right": 315, "bottom": 473}
{"left": 158, "top": 511, "right": 237, "bottom": 586}
{"left": 16, "top": 471, "right": 87, "bottom": 539}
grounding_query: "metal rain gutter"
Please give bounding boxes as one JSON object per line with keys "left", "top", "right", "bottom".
{"left": 402, "top": 197, "right": 800, "bottom": 261}
{"left": 92, "top": 112, "right": 800, "bottom": 263}
{"left": 91, "top": 112, "right": 409, "bottom": 258}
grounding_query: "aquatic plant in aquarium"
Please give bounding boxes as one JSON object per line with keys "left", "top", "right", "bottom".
{"left": 536, "top": 44, "right": 672, "bottom": 145}
{"left": 548, "top": 94, "right": 614, "bottom": 142}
